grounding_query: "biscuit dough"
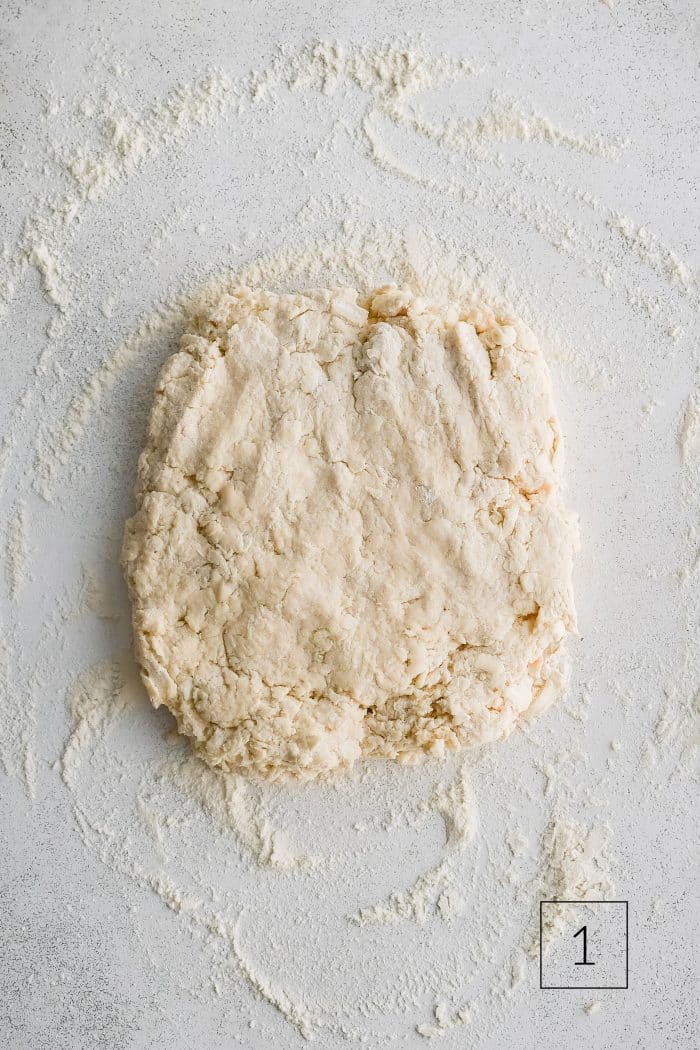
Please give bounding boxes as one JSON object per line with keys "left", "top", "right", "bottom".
{"left": 122, "top": 285, "right": 577, "bottom": 781}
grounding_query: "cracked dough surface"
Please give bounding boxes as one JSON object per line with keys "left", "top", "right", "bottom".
{"left": 122, "top": 285, "right": 577, "bottom": 781}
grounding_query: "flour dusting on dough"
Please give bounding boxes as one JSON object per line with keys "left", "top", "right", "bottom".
{"left": 122, "top": 285, "right": 577, "bottom": 781}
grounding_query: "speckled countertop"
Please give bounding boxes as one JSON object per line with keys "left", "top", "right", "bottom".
{"left": 1, "top": 2, "right": 697, "bottom": 1048}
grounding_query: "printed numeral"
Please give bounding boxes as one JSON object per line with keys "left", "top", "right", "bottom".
{"left": 573, "top": 925, "right": 595, "bottom": 966}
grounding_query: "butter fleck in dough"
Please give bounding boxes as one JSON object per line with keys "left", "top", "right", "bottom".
{"left": 122, "top": 285, "right": 578, "bottom": 781}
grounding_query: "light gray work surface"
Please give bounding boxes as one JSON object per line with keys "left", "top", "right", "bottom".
{"left": 1, "top": 2, "right": 697, "bottom": 1048}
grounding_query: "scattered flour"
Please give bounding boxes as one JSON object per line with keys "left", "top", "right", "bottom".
{"left": 0, "top": 29, "right": 696, "bottom": 1048}
{"left": 532, "top": 818, "right": 615, "bottom": 956}
{"left": 5, "top": 501, "right": 31, "bottom": 601}
{"left": 8, "top": 36, "right": 694, "bottom": 511}
{"left": 608, "top": 213, "right": 697, "bottom": 300}
{"left": 31, "top": 218, "right": 615, "bottom": 505}
{"left": 352, "top": 859, "right": 460, "bottom": 927}
{"left": 81, "top": 563, "right": 119, "bottom": 621}
{"left": 351, "top": 761, "right": 478, "bottom": 926}
{"left": 507, "top": 827, "right": 529, "bottom": 857}
{"left": 61, "top": 657, "right": 318, "bottom": 872}
{"left": 0, "top": 628, "right": 36, "bottom": 794}
{"left": 61, "top": 658, "right": 130, "bottom": 789}
{"left": 678, "top": 392, "right": 700, "bottom": 465}
{"left": 28, "top": 241, "right": 71, "bottom": 312}
{"left": 33, "top": 311, "right": 172, "bottom": 499}
{"left": 72, "top": 782, "right": 318, "bottom": 1038}
{"left": 416, "top": 1001, "right": 472, "bottom": 1039}
{"left": 149, "top": 754, "right": 322, "bottom": 872}
{"left": 231, "top": 920, "right": 317, "bottom": 1040}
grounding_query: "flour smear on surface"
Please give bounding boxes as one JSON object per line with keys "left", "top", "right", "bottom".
{"left": 0, "top": 32, "right": 697, "bottom": 1047}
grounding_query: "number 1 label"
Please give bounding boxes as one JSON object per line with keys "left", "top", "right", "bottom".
{"left": 574, "top": 925, "right": 595, "bottom": 966}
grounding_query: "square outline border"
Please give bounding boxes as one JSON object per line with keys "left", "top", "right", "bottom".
{"left": 539, "top": 900, "right": 629, "bottom": 990}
